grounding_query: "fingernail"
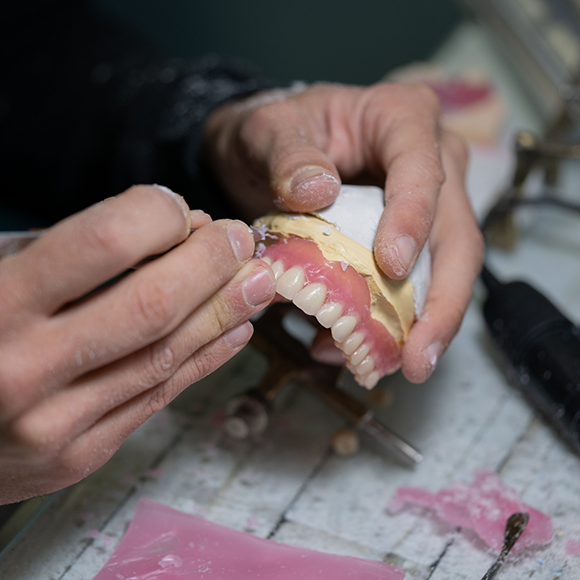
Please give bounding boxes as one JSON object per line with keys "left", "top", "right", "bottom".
{"left": 224, "top": 321, "right": 254, "bottom": 348}
{"left": 290, "top": 166, "right": 326, "bottom": 189}
{"left": 392, "top": 235, "right": 416, "bottom": 276}
{"left": 289, "top": 166, "right": 340, "bottom": 200}
{"left": 242, "top": 267, "right": 275, "bottom": 306}
{"left": 311, "top": 343, "right": 346, "bottom": 365}
{"left": 152, "top": 184, "right": 189, "bottom": 221}
{"left": 228, "top": 221, "right": 254, "bottom": 262}
{"left": 424, "top": 341, "right": 444, "bottom": 377}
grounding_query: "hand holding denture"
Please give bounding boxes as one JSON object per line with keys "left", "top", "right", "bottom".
{"left": 205, "top": 82, "right": 484, "bottom": 383}
{"left": 0, "top": 186, "right": 276, "bottom": 504}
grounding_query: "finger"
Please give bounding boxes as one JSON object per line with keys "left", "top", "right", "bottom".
{"left": 238, "top": 96, "right": 341, "bottom": 212}
{"left": 189, "top": 209, "right": 213, "bottom": 229}
{"left": 3, "top": 185, "right": 191, "bottom": 314}
{"left": 400, "top": 139, "right": 484, "bottom": 383}
{"left": 10, "top": 260, "right": 274, "bottom": 449}
{"left": 310, "top": 329, "right": 346, "bottom": 365}
{"left": 1, "top": 219, "right": 256, "bottom": 420}
{"left": 367, "top": 84, "right": 445, "bottom": 279}
{"left": 48, "top": 219, "right": 256, "bottom": 379}
{"left": 29, "top": 324, "right": 256, "bottom": 485}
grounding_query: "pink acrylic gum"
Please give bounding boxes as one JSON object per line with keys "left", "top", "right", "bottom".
{"left": 94, "top": 498, "right": 405, "bottom": 579}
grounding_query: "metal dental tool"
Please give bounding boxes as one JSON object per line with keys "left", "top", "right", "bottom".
{"left": 225, "top": 303, "right": 423, "bottom": 467}
{"left": 480, "top": 512, "right": 529, "bottom": 580}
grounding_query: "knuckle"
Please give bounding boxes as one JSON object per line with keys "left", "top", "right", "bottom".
{"left": 417, "top": 150, "right": 446, "bottom": 188}
{"left": 370, "top": 82, "right": 441, "bottom": 115}
{"left": 190, "top": 221, "right": 244, "bottom": 277}
{"left": 0, "top": 367, "right": 22, "bottom": 414}
{"left": 210, "top": 291, "right": 241, "bottom": 334}
{"left": 127, "top": 185, "right": 187, "bottom": 224}
{"left": 144, "top": 385, "right": 173, "bottom": 417}
{"left": 141, "top": 343, "right": 178, "bottom": 387}
{"left": 189, "top": 348, "right": 223, "bottom": 382}
{"left": 81, "top": 209, "right": 129, "bottom": 259}
{"left": 443, "top": 130, "right": 470, "bottom": 167}
{"left": 249, "top": 98, "right": 295, "bottom": 124}
{"left": 7, "top": 416, "right": 59, "bottom": 464}
{"left": 130, "top": 282, "right": 176, "bottom": 336}
{"left": 415, "top": 83, "right": 442, "bottom": 113}
{"left": 57, "top": 452, "right": 100, "bottom": 486}
{"left": 240, "top": 99, "right": 301, "bottom": 149}
{"left": 0, "top": 359, "right": 47, "bottom": 421}
{"left": 240, "top": 104, "right": 273, "bottom": 143}
{"left": 143, "top": 351, "right": 218, "bottom": 418}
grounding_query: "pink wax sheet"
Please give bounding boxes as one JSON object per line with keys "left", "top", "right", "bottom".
{"left": 94, "top": 498, "right": 405, "bottom": 580}
{"left": 566, "top": 538, "right": 580, "bottom": 556}
{"left": 389, "top": 470, "right": 552, "bottom": 552}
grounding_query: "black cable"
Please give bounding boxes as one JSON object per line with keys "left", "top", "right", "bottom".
{"left": 480, "top": 190, "right": 580, "bottom": 284}
{"left": 481, "top": 191, "right": 580, "bottom": 232}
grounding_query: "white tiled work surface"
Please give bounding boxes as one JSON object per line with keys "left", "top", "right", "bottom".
{"left": 2, "top": 23, "right": 580, "bottom": 580}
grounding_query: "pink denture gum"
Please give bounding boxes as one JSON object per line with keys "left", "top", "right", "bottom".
{"left": 389, "top": 470, "right": 552, "bottom": 552}
{"left": 252, "top": 184, "right": 432, "bottom": 389}
{"left": 263, "top": 237, "right": 400, "bottom": 376}
{"left": 94, "top": 498, "right": 405, "bottom": 580}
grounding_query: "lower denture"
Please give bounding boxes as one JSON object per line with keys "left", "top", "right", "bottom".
{"left": 261, "top": 236, "right": 400, "bottom": 385}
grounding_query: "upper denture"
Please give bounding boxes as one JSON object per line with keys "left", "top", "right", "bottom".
{"left": 260, "top": 236, "right": 400, "bottom": 387}
{"left": 253, "top": 185, "right": 431, "bottom": 389}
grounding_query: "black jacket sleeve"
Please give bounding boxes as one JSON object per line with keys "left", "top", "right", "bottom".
{"left": 0, "top": 0, "right": 273, "bottom": 224}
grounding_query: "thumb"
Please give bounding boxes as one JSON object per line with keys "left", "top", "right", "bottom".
{"left": 239, "top": 98, "right": 341, "bottom": 212}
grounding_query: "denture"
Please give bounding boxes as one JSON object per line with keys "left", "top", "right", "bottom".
{"left": 253, "top": 185, "right": 430, "bottom": 389}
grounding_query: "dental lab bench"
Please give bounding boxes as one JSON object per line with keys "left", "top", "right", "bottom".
{"left": 2, "top": 18, "right": 580, "bottom": 580}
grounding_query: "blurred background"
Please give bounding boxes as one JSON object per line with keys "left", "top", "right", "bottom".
{"left": 90, "top": 0, "right": 463, "bottom": 85}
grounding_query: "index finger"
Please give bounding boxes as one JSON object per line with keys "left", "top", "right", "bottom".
{"left": 1, "top": 185, "right": 192, "bottom": 314}
{"left": 368, "top": 84, "right": 445, "bottom": 280}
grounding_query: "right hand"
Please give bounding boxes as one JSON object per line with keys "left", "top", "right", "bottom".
{"left": 0, "top": 185, "right": 275, "bottom": 505}
{"left": 205, "top": 83, "right": 483, "bottom": 382}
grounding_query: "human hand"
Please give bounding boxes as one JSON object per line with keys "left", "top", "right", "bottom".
{"left": 204, "top": 82, "right": 484, "bottom": 382}
{"left": 0, "top": 185, "right": 275, "bottom": 504}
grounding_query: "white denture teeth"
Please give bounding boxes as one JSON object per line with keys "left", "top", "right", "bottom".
{"left": 356, "top": 355, "right": 375, "bottom": 376}
{"left": 331, "top": 315, "right": 358, "bottom": 342}
{"left": 363, "top": 371, "right": 380, "bottom": 390}
{"left": 293, "top": 283, "right": 327, "bottom": 316}
{"left": 350, "top": 343, "right": 370, "bottom": 366}
{"left": 271, "top": 260, "right": 284, "bottom": 280}
{"left": 341, "top": 332, "right": 365, "bottom": 355}
{"left": 276, "top": 266, "right": 306, "bottom": 300}
{"left": 260, "top": 256, "right": 273, "bottom": 266}
{"left": 315, "top": 302, "right": 343, "bottom": 328}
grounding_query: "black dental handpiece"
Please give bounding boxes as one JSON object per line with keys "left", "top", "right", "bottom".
{"left": 481, "top": 266, "right": 580, "bottom": 455}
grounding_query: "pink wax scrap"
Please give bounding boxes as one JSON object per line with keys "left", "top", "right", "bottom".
{"left": 426, "top": 80, "right": 492, "bottom": 111}
{"left": 566, "top": 538, "right": 580, "bottom": 556}
{"left": 389, "top": 470, "right": 552, "bottom": 552}
{"left": 93, "top": 498, "right": 405, "bottom": 580}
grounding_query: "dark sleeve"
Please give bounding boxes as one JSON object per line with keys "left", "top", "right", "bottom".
{"left": 0, "top": 0, "right": 274, "bottom": 225}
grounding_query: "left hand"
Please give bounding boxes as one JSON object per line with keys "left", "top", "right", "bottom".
{"left": 203, "top": 82, "right": 484, "bottom": 382}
